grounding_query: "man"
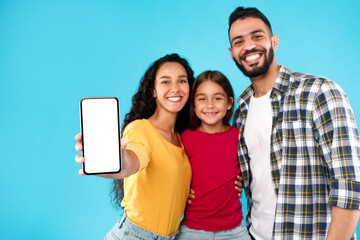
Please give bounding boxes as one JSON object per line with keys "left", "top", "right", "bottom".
{"left": 229, "top": 6, "right": 360, "bottom": 240}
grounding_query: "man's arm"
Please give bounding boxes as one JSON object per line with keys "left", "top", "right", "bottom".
{"left": 326, "top": 206, "right": 360, "bottom": 240}
{"left": 313, "top": 80, "right": 360, "bottom": 239}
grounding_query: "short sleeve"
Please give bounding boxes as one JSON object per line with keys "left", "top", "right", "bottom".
{"left": 123, "top": 120, "right": 151, "bottom": 171}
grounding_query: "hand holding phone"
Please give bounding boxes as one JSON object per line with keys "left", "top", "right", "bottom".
{"left": 75, "top": 134, "right": 131, "bottom": 177}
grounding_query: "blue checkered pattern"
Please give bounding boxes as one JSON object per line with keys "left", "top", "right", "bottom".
{"left": 234, "top": 65, "right": 360, "bottom": 239}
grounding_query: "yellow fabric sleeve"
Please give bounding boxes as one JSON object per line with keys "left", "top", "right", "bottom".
{"left": 123, "top": 120, "right": 151, "bottom": 171}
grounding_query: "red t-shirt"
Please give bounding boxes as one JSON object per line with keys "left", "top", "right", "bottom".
{"left": 181, "top": 126, "right": 243, "bottom": 231}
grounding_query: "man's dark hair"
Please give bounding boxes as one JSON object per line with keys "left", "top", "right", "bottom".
{"left": 228, "top": 7, "right": 272, "bottom": 34}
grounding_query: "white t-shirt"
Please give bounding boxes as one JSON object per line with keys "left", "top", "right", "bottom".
{"left": 244, "top": 90, "right": 277, "bottom": 240}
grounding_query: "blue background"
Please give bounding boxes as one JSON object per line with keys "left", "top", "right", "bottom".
{"left": 0, "top": 0, "right": 359, "bottom": 239}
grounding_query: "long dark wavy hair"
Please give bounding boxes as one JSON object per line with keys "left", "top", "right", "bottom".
{"left": 111, "top": 53, "right": 195, "bottom": 208}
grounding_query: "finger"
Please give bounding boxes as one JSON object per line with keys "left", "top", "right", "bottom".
{"left": 75, "top": 142, "right": 83, "bottom": 152}
{"left": 121, "top": 137, "right": 128, "bottom": 149}
{"left": 75, "top": 133, "right": 82, "bottom": 142}
{"left": 75, "top": 155, "right": 84, "bottom": 164}
{"left": 189, "top": 193, "right": 195, "bottom": 199}
{"left": 235, "top": 181, "right": 243, "bottom": 188}
{"left": 238, "top": 193, "right": 242, "bottom": 198}
{"left": 190, "top": 188, "right": 195, "bottom": 194}
{"left": 187, "top": 199, "right": 192, "bottom": 204}
{"left": 237, "top": 175, "right": 243, "bottom": 181}
{"left": 79, "top": 168, "right": 85, "bottom": 176}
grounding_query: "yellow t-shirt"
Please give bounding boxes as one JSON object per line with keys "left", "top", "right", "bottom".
{"left": 121, "top": 119, "right": 192, "bottom": 236}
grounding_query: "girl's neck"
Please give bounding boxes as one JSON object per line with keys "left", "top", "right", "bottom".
{"left": 198, "top": 123, "right": 229, "bottom": 134}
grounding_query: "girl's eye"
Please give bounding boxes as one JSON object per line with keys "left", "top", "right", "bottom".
{"left": 161, "top": 81, "right": 169, "bottom": 84}
{"left": 179, "top": 79, "right": 187, "bottom": 84}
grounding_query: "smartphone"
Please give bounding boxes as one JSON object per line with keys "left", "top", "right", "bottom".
{"left": 80, "top": 97, "right": 121, "bottom": 175}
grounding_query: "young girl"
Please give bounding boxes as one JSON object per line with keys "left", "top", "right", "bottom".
{"left": 75, "top": 53, "right": 195, "bottom": 239}
{"left": 177, "top": 71, "right": 251, "bottom": 240}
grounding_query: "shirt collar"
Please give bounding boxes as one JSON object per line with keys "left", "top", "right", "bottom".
{"left": 237, "top": 65, "right": 292, "bottom": 105}
{"left": 271, "top": 65, "right": 292, "bottom": 97}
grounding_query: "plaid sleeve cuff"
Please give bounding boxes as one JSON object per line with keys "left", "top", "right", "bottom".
{"left": 329, "top": 179, "right": 360, "bottom": 209}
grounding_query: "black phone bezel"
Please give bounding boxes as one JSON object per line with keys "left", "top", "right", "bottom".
{"left": 80, "top": 96, "right": 122, "bottom": 175}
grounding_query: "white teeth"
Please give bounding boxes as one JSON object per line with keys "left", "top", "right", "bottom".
{"left": 245, "top": 54, "right": 260, "bottom": 61}
{"left": 204, "top": 112, "right": 216, "bottom": 116}
{"left": 168, "top": 97, "right": 181, "bottom": 102}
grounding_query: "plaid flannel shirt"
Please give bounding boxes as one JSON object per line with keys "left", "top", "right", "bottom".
{"left": 234, "top": 65, "right": 360, "bottom": 239}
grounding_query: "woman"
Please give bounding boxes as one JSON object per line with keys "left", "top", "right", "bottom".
{"left": 75, "top": 53, "right": 195, "bottom": 239}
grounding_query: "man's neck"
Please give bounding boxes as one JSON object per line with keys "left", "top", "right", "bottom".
{"left": 250, "top": 63, "right": 281, "bottom": 98}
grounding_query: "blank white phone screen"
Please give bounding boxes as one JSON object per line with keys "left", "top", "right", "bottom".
{"left": 81, "top": 98, "right": 121, "bottom": 174}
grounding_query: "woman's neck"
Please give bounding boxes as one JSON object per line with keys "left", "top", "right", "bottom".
{"left": 148, "top": 109, "right": 181, "bottom": 147}
{"left": 148, "top": 109, "right": 177, "bottom": 133}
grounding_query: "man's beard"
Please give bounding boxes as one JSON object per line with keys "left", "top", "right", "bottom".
{"left": 234, "top": 46, "right": 274, "bottom": 78}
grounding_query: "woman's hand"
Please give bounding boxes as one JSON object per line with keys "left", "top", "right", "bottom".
{"left": 74, "top": 133, "right": 139, "bottom": 179}
{"left": 75, "top": 133, "right": 86, "bottom": 176}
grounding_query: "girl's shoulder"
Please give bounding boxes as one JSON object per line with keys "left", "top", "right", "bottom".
{"left": 181, "top": 128, "right": 196, "bottom": 139}
{"left": 228, "top": 125, "right": 240, "bottom": 134}
{"left": 228, "top": 126, "right": 240, "bottom": 139}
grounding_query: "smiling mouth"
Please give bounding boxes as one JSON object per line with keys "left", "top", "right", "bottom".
{"left": 203, "top": 112, "right": 217, "bottom": 117}
{"left": 244, "top": 53, "right": 261, "bottom": 61}
{"left": 167, "top": 97, "right": 182, "bottom": 102}
{"left": 240, "top": 48, "right": 266, "bottom": 63}
{"left": 242, "top": 52, "right": 263, "bottom": 63}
